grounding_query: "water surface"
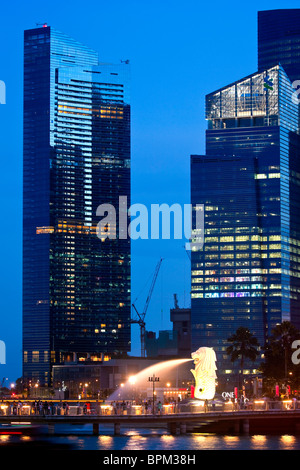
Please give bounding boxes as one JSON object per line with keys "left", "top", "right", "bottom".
{"left": 1, "top": 425, "right": 299, "bottom": 450}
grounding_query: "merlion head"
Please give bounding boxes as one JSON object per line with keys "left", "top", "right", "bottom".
{"left": 191, "top": 347, "right": 217, "bottom": 400}
{"left": 191, "top": 347, "right": 217, "bottom": 374}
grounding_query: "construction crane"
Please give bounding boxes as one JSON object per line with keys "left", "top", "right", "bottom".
{"left": 131, "top": 258, "right": 163, "bottom": 358}
{"left": 173, "top": 293, "right": 179, "bottom": 309}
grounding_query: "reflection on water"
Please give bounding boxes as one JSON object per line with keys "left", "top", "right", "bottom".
{"left": 97, "top": 435, "right": 114, "bottom": 447}
{"left": 1, "top": 427, "right": 300, "bottom": 450}
{"left": 159, "top": 435, "right": 176, "bottom": 450}
{"left": 251, "top": 435, "right": 267, "bottom": 448}
{"left": 280, "top": 435, "right": 297, "bottom": 449}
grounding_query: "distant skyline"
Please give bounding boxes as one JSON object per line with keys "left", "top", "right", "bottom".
{"left": 1, "top": 0, "right": 300, "bottom": 384}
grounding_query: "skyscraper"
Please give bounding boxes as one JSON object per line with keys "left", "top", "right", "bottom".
{"left": 23, "top": 26, "right": 131, "bottom": 387}
{"left": 258, "top": 9, "right": 300, "bottom": 83}
{"left": 191, "top": 13, "right": 300, "bottom": 385}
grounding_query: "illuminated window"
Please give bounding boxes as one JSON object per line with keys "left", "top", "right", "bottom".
{"left": 192, "top": 278, "right": 204, "bottom": 283}
{"left": 32, "top": 351, "right": 39, "bottom": 363}
{"left": 36, "top": 226, "right": 54, "bottom": 234}
{"left": 269, "top": 252, "right": 281, "bottom": 258}
{"left": 220, "top": 236, "right": 234, "bottom": 242}
{"left": 268, "top": 173, "right": 280, "bottom": 178}
{"left": 206, "top": 237, "right": 219, "bottom": 243}
{"left": 205, "top": 277, "right": 219, "bottom": 283}
{"left": 191, "top": 293, "right": 204, "bottom": 298}
{"left": 255, "top": 174, "right": 267, "bottom": 179}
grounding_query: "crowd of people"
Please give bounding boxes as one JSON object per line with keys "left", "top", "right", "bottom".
{"left": 0, "top": 399, "right": 178, "bottom": 416}
{"left": 108, "top": 400, "right": 178, "bottom": 415}
{"left": 0, "top": 400, "right": 92, "bottom": 416}
{"left": 1, "top": 396, "right": 298, "bottom": 416}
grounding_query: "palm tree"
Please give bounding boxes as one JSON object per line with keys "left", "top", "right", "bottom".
{"left": 226, "top": 327, "right": 260, "bottom": 393}
{"left": 267, "top": 321, "right": 300, "bottom": 380}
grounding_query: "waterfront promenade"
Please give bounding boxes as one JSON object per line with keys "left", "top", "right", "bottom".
{"left": 1, "top": 399, "right": 300, "bottom": 436}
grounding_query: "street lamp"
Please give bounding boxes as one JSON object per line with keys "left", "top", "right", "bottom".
{"left": 148, "top": 374, "right": 159, "bottom": 415}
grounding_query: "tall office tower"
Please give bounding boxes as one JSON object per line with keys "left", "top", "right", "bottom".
{"left": 258, "top": 9, "right": 300, "bottom": 83}
{"left": 23, "top": 26, "right": 131, "bottom": 386}
{"left": 191, "top": 64, "right": 300, "bottom": 383}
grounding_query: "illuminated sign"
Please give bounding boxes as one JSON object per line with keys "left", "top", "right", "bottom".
{"left": 264, "top": 75, "right": 273, "bottom": 90}
{"left": 221, "top": 391, "right": 234, "bottom": 400}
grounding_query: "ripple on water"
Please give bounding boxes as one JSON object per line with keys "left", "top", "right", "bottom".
{"left": 2, "top": 430, "right": 300, "bottom": 450}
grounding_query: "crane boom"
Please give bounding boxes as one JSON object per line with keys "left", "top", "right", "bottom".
{"left": 142, "top": 258, "right": 162, "bottom": 321}
{"left": 131, "top": 258, "right": 163, "bottom": 357}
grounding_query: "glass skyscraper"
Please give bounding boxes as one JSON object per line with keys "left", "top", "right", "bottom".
{"left": 191, "top": 13, "right": 300, "bottom": 385}
{"left": 23, "top": 26, "right": 131, "bottom": 386}
{"left": 258, "top": 9, "right": 300, "bottom": 83}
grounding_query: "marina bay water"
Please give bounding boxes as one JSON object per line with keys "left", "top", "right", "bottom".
{"left": 2, "top": 357, "right": 299, "bottom": 451}
{"left": 1, "top": 425, "right": 300, "bottom": 450}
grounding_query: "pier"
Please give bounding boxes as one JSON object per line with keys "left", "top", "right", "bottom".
{"left": 1, "top": 402, "right": 300, "bottom": 436}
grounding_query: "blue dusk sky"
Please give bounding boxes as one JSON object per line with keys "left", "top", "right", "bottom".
{"left": 0, "top": 0, "right": 299, "bottom": 384}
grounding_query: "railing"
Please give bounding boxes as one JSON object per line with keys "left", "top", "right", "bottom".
{"left": 0, "top": 403, "right": 88, "bottom": 417}
{"left": 180, "top": 399, "right": 300, "bottom": 413}
{"left": 1, "top": 399, "right": 300, "bottom": 417}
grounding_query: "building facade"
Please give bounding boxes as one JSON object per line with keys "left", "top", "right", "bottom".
{"left": 23, "top": 26, "right": 131, "bottom": 386}
{"left": 170, "top": 306, "right": 191, "bottom": 358}
{"left": 258, "top": 9, "right": 300, "bottom": 83}
{"left": 191, "top": 63, "right": 300, "bottom": 382}
{"left": 52, "top": 357, "right": 192, "bottom": 399}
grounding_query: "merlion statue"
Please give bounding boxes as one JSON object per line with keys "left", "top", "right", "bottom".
{"left": 191, "top": 347, "right": 217, "bottom": 400}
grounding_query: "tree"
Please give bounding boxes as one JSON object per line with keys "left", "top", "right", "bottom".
{"left": 226, "top": 327, "right": 260, "bottom": 392}
{"left": 262, "top": 321, "right": 300, "bottom": 386}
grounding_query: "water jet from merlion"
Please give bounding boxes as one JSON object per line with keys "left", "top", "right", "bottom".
{"left": 107, "top": 358, "right": 193, "bottom": 402}
{"left": 106, "top": 347, "right": 217, "bottom": 403}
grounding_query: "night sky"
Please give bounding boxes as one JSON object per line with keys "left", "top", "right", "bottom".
{"left": 0, "top": 0, "right": 299, "bottom": 384}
